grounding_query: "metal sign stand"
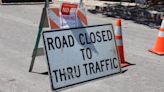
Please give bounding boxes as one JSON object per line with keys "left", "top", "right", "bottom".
{"left": 29, "top": 0, "right": 84, "bottom": 72}
{"left": 29, "top": 0, "right": 50, "bottom": 72}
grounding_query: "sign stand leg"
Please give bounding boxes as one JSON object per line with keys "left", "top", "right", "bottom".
{"left": 29, "top": 27, "right": 43, "bottom": 72}
{"left": 29, "top": 52, "right": 36, "bottom": 72}
{"left": 29, "top": 5, "right": 48, "bottom": 72}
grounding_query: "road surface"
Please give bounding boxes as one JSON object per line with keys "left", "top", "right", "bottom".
{"left": 0, "top": 3, "right": 164, "bottom": 92}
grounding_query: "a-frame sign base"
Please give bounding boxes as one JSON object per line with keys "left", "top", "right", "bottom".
{"left": 29, "top": 0, "right": 87, "bottom": 72}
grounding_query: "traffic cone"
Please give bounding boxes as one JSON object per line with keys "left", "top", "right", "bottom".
{"left": 149, "top": 18, "right": 164, "bottom": 55}
{"left": 115, "top": 19, "right": 130, "bottom": 68}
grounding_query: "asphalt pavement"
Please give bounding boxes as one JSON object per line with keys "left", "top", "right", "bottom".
{"left": 0, "top": 3, "right": 164, "bottom": 92}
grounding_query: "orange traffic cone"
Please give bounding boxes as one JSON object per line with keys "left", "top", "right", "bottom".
{"left": 149, "top": 18, "right": 164, "bottom": 55}
{"left": 115, "top": 19, "right": 130, "bottom": 68}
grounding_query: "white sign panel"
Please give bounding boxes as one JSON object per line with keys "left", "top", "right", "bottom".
{"left": 42, "top": 24, "right": 121, "bottom": 91}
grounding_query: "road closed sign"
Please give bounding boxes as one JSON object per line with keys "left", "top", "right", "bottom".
{"left": 42, "top": 24, "right": 121, "bottom": 91}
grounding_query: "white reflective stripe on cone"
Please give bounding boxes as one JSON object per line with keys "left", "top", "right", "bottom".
{"left": 48, "top": 9, "right": 60, "bottom": 26}
{"left": 116, "top": 39, "right": 123, "bottom": 46}
{"left": 158, "top": 31, "right": 164, "bottom": 37}
{"left": 161, "top": 20, "right": 164, "bottom": 28}
{"left": 115, "top": 27, "right": 122, "bottom": 35}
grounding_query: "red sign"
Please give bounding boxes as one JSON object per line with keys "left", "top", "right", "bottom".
{"left": 61, "top": 3, "right": 78, "bottom": 15}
